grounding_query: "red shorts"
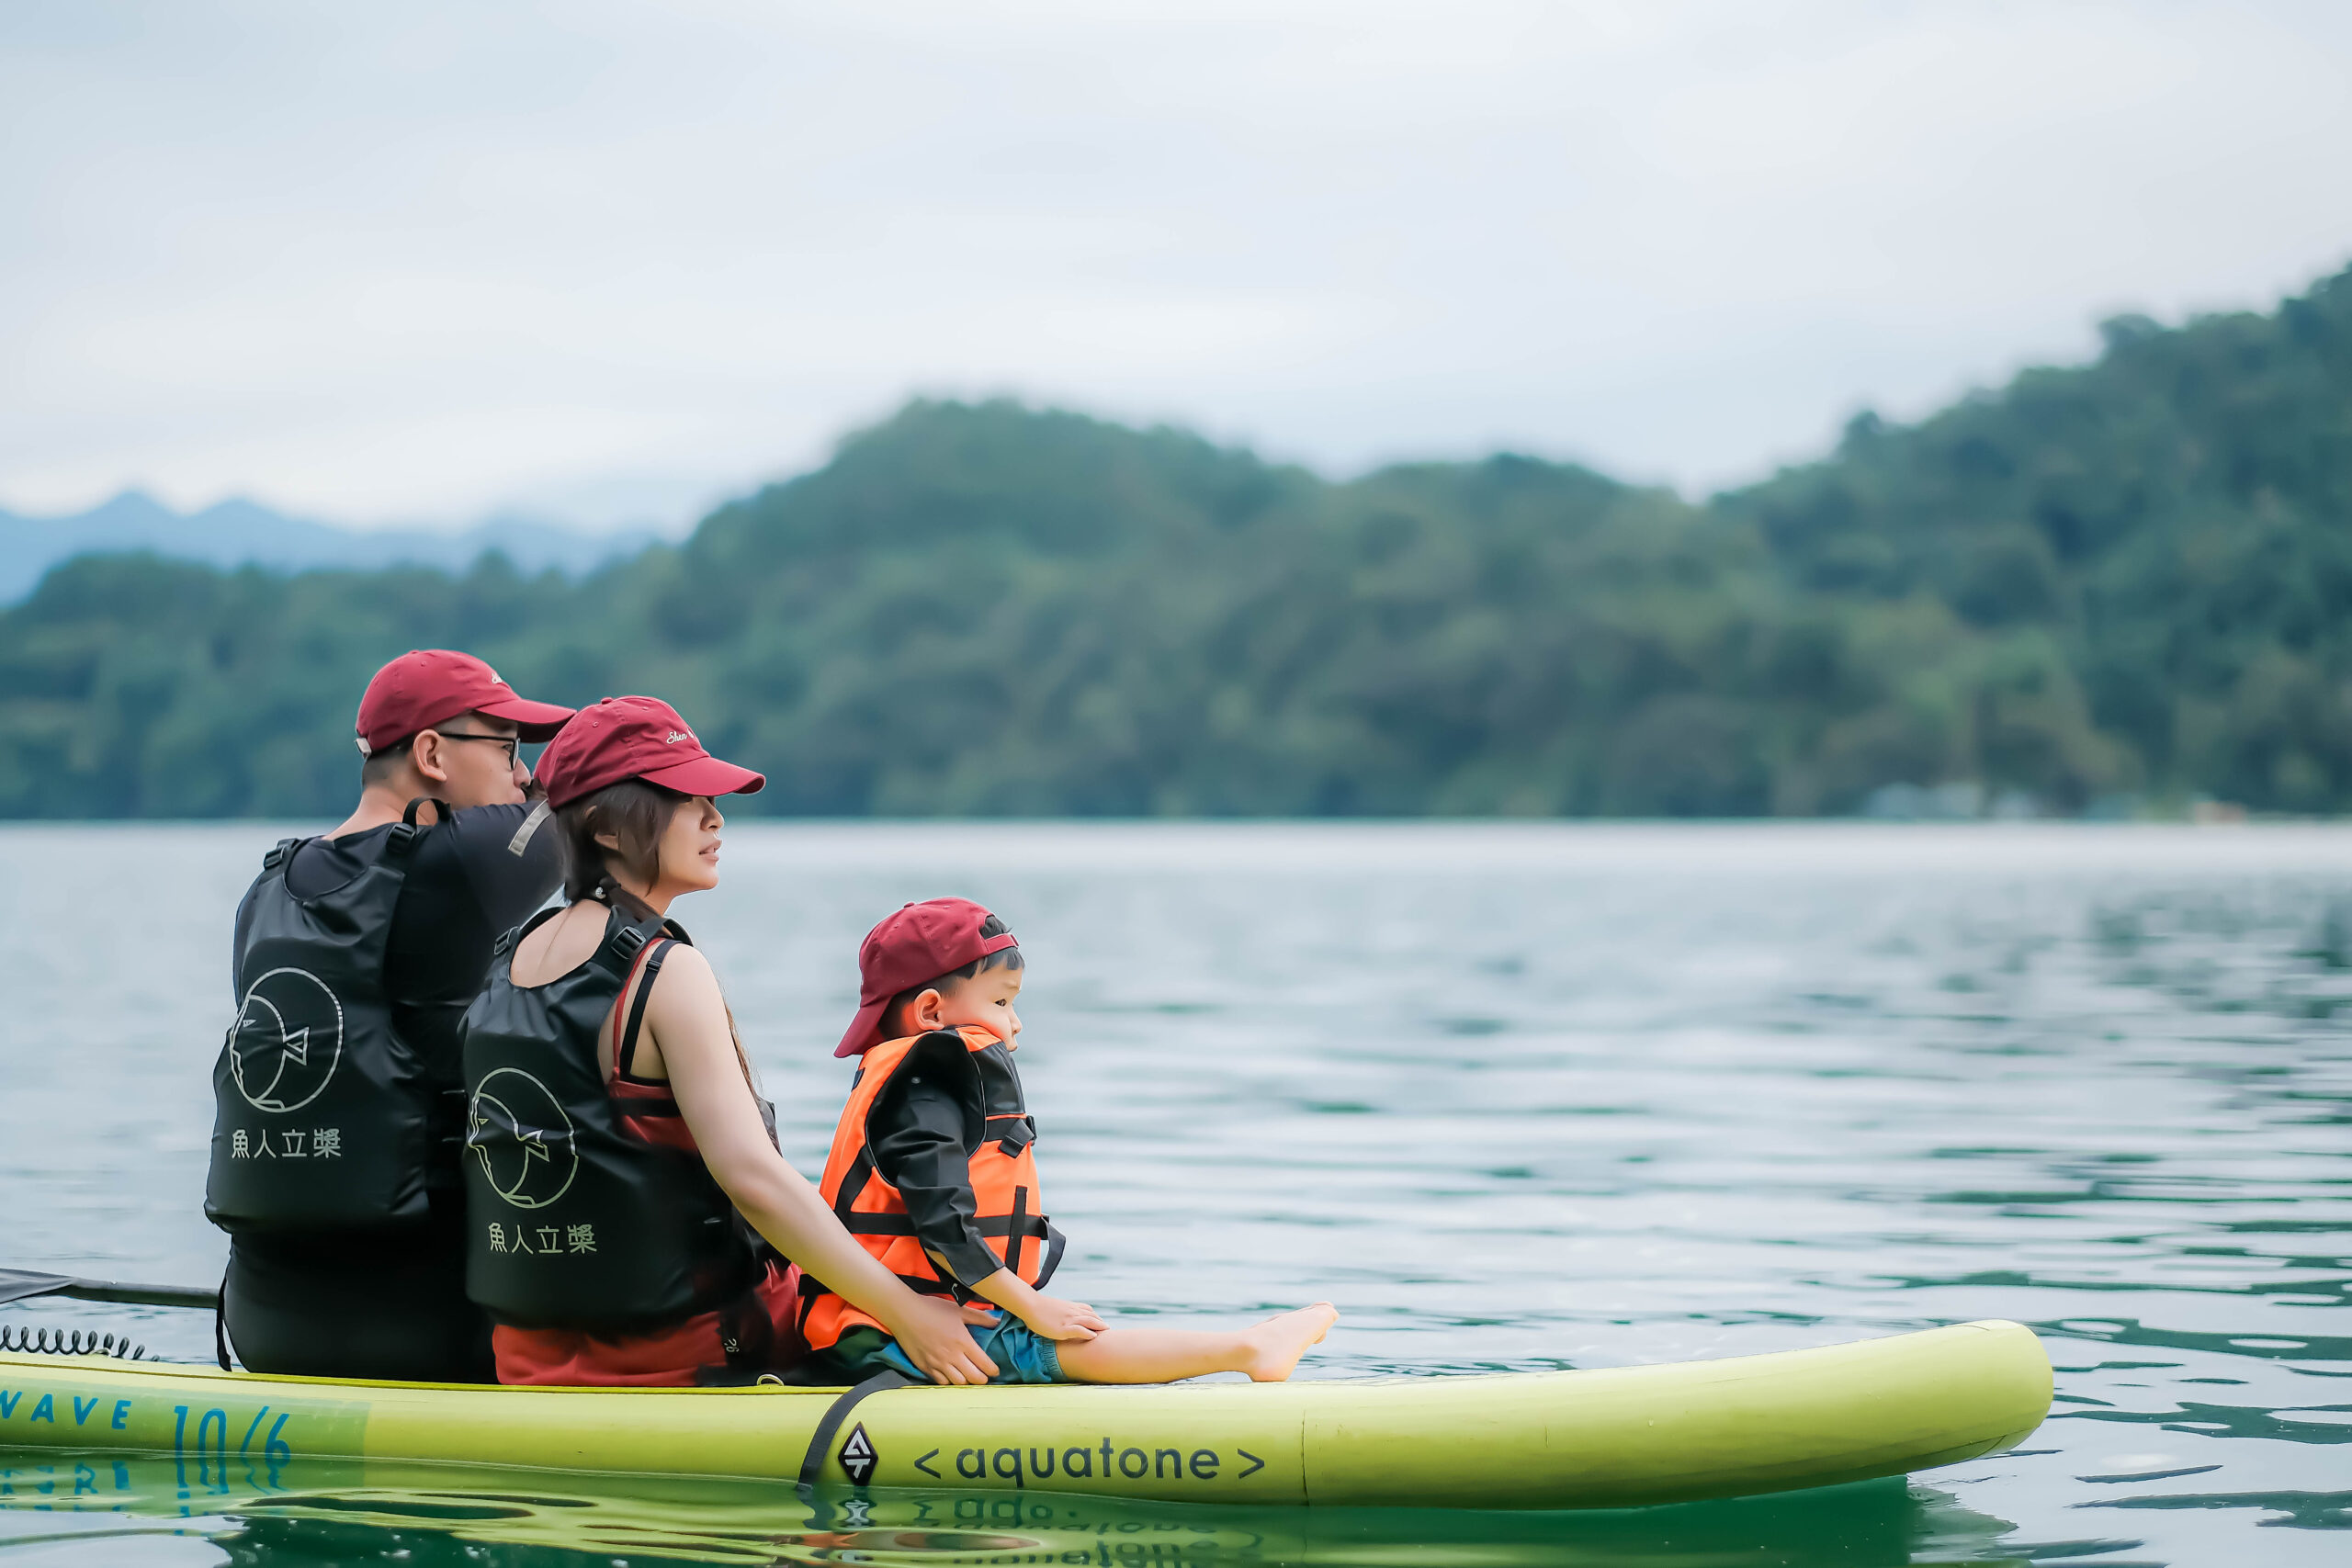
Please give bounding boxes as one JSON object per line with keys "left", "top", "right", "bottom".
{"left": 492, "top": 1262, "right": 806, "bottom": 1386}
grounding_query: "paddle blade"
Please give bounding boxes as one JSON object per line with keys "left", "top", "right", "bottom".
{"left": 0, "top": 1269, "right": 217, "bottom": 1310}
{"left": 0, "top": 1269, "right": 74, "bottom": 1307}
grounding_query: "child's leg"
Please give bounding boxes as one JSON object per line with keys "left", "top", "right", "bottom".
{"left": 1053, "top": 1303, "right": 1337, "bottom": 1385}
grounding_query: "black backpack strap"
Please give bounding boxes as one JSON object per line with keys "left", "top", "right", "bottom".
{"left": 386, "top": 796, "right": 450, "bottom": 859}
{"left": 259, "top": 837, "right": 302, "bottom": 873}
{"left": 603, "top": 919, "right": 649, "bottom": 969}
{"left": 593, "top": 908, "right": 693, "bottom": 976}
{"left": 493, "top": 905, "right": 565, "bottom": 960}
{"left": 380, "top": 799, "right": 444, "bottom": 860}
{"left": 615, "top": 938, "right": 679, "bottom": 1079}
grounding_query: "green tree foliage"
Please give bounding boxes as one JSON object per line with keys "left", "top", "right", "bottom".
{"left": 1720, "top": 265, "right": 2352, "bottom": 813}
{"left": 4, "top": 265, "right": 2348, "bottom": 818}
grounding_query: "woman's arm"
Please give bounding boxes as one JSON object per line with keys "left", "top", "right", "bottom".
{"left": 638, "top": 944, "right": 1001, "bottom": 1384}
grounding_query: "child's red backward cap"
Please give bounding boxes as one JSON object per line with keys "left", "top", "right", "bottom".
{"left": 835, "top": 897, "right": 1017, "bottom": 1058}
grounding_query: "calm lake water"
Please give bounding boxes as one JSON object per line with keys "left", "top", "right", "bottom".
{"left": 0, "top": 821, "right": 2346, "bottom": 1566}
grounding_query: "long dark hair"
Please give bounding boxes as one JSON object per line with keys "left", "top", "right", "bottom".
{"left": 554, "top": 778, "right": 760, "bottom": 1089}
{"left": 556, "top": 778, "right": 687, "bottom": 921}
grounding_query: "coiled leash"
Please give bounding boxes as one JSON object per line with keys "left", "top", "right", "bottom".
{"left": 0, "top": 1325, "right": 151, "bottom": 1359}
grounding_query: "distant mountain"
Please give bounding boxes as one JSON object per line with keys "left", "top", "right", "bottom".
{"left": 0, "top": 491, "right": 659, "bottom": 603}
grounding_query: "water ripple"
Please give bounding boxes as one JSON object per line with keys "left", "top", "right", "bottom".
{"left": 1, "top": 821, "right": 2346, "bottom": 1566}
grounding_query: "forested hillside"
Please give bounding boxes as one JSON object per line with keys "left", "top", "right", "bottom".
{"left": 2, "top": 265, "right": 2347, "bottom": 818}
{"left": 1719, "top": 269, "right": 2352, "bottom": 817}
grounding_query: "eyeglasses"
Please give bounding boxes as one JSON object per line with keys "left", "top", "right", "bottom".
{"left": 434, "top": 730, "right": 521, "bottom": 767}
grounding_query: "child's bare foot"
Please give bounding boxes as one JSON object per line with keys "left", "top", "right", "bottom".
{"left": 1241, "top": 1303, "right": 1339, "bottom": 1382}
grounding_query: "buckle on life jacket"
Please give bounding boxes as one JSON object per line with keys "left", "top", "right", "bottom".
{"left": 610, "top": 924, "right": 649, "bottom": 961}
{"left": 260, "top": 837, "right": 300, "bottom": 872}
{"left": 989, "top": 1113, "right": 1036, "bottom": 1156}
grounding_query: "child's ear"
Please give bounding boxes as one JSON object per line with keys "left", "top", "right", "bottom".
{"left": 910, "top": 987, "right": 948, "bottom": 1031}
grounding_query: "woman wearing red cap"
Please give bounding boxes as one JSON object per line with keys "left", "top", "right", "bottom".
{"left": 458, "top": 696, "right": 1000, "bottom": 1385}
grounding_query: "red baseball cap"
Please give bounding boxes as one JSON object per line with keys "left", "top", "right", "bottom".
{"left": 356, "top": 649, "right": 575, "bottom": 756}
{"left": 836, "top": 897, "right": 1018, "bottom": 1057}
{"left": 531, "top": 695, "right": 766, "bottom": 809}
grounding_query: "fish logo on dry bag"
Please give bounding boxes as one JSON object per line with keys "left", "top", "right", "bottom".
{"left": 227, "top": 967, "right": 345, "bottom": 1112}
{"left": 467, "top": 1067, "right": 582, "bottom": 1209}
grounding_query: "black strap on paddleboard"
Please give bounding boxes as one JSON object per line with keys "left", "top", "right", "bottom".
{"left": 796, "top": 1368, "right": 913, "bottom": 1493}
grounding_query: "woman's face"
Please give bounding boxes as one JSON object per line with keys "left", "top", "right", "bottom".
{"left": 656, "top": 794, "right": 726, "bottom": 896}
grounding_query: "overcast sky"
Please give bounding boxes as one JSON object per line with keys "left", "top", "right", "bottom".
{"left": 4, "top": 1, "right": 2349, "bottom": 532}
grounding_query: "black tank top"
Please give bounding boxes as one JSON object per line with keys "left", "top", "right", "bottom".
{"left": 460, "top": 903, "right": 766, "bottom": 1331}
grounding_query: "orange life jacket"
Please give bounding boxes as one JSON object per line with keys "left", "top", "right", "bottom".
{"left": 800, "top": 1025, "right": 1064, "bottom": 1350}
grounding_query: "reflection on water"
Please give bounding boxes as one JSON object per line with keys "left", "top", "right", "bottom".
{"left": 1, "top": 823, "right": 2347, "bottom": 1565}
{"left": 0, "top": 1450, "right": 2015, "bottom": 1567}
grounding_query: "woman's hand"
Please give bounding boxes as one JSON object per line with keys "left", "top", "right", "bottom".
{"left": 647, "top": 951, "right": 1006, "bottom": 1386}
{"left": 885, "top": 1295, "right": 1002, "bottom": 1385}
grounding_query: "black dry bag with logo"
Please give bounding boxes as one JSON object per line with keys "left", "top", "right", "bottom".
{"left": 205, "top": 810, "right": 441, "bottom": 1235}
{"left": 460, "top": 904, "right": 761, "bottom": 1332}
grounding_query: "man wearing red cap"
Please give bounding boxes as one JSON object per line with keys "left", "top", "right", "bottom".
{"left": 205, "top": 650, "right": 575, "bottom": 1382}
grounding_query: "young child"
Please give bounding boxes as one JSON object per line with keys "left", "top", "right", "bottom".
{"left": 800, "top": 897, "right": 1337, "bottom": 1385}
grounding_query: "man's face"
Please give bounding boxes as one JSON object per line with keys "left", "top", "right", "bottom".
{"left": 413, "top": 714, "right": 527, "bottom": 808}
